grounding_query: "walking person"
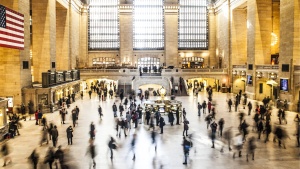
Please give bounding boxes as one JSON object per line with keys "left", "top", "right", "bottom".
{"left": 54, "top": 146, "right": 64, "bottom": 169}
{"left": 233, "top": 133, "right": 243, "bottom": 158}
{"left": 197, "top": 102, "right": 202, "bottom": 116}
{"left": 1, "top": 141, "right": 12, "bottom": 167}
{"left": 176, "top": 107, "right": 180, "bottom": 125}
{"left": 218, "top": 118, "right": 225, "bottom": 137}
{"left": 183, "top": 120, "right": 189, "bottom": 136}
{"left": 264, "top": 121, "right": 272, "bottom": 143}
{"left": 246, "top": 137, "right": 256, "bottom": 162}
{"left": 182, "top": 136, "right": 192, "bottom": 165}
{"left": 71, "top": 109, "right": 77, "bottom": 127}
{"left": 208, "top": 101, "right": 212, "bottom": 114}
{"left": 257, "top": 119, "right": 264, "bottom": 139}
{"left": 210, "top": 121, "right": 218, "bottom": 148}
{"left": 90, "top": 122, "right": 96, "bottom": 140}
{"left": 86, "top": 139, "right": 97, "bottom": 168}
{"left": 43, "top": 147, "right": 55, "bottom": 169}
{"left": 168, "top": 111, "right": 175, "bottom": 126}
{"left": 60, "top": 108, "right": 66, "bottom": 124}
{"left": 130, "top": 134, "right": 137, "bottom": 161}
{"left": 159, "top": 116, "right": 166, "bottom": 134}
{"left": 228, "top": 99, "right": 233, "bottom": 112}
{"left": 66, "top": 126, "right": 73, "bottom": 145}
{"left": 29, "top": 149, "right": 39, "bottom": 169}
{"left": 108, "top": 137, "right": 117, "bottom": 160}
{"left": 247, "top": 102, "right": 252, "bottom": 115}
{"left": 182, "top": 108, "right": 187, "bottom": 121}
{"left": 202, "top": 101, "right": 207, "bottom": 114}
{"left": 51, "top": 125, "right": 59, "bottom": 147}
{"left": 98, "top": 105, "right": 103, "bottom": 119}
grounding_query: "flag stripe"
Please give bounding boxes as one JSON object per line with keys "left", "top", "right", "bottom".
{"left": 0, "top": 43, "right": 23, "bottom": 50}
{"left": 6, "top": 17, "right": 24, "bottom": 26}
{"left": 0, "top": 34, "right": 24, "bottom": 42}
{"left": 7, "top": 23, "right": 24, "bottom": 31}
{"left": 0, "top": 37, "right": 23, "bottom": 44}
{"left": 0, "top": 40, "right": 24, "bottom": 47}
{"left": 6, "top": 9, "right": 24, "bottom": 20}
{"left": 0, "top": 29, "right": 24, "bottom": 38}
{"left": 6, "top": 20, "right": 24, "bottom": 28}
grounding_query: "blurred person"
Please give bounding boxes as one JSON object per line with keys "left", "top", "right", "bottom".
{"left": 51, "top": 125, "right": 59, "bottom": 147}
{"left": 208, "top": 101, "right": 212, "bottom": 114}
{"left": 54, "top": 145, "right": 64, "bottom": 169}
{"left": 130, "top": 134, "right": 137, "bottom": 161}
{"left": 235, "top": 99, "right": 239, "bottom": 112}
{"left": 281, "top": 109, "right": 287, "bottom": 124}
{"left": 48, "top": 123, "right": 54, "bottom": 140}
{"left": 41, "top": 115, "right": 47, "bottom": 130}
{"left": 227, "top": 98, "right": 233, "bottom": 112}
{"left": 28, "top": 149, "right": 39, "bottom": 169}
{"left": 197, "top": 102, "right": 202, "bottom": 116}
{"left": 86, "top": 139, "right": 97, "bottom": 168}
{"left": 210, "top": 121, "right": 218, "bottom": 148}
{"left": 90, "top": 122, "right": 96, "bottom": 140}
{"left": 264, "top": 121, "right": 272, "bottom": 143}
{"left": 176, "top": 107, "right": 180, "bottom": 125}
{"left": 274, "top": 126, "right": 289, "bottom": 149}
{"left": 205, "top": 114, "right": 212, "bottom": 129}
{"left": 247, "top": 101, "right": 252, "bottom": 116}
{"left": 218, "top": 118, "right": 225, "bottom": 137}
{"left": 240, "top": 120, "right": 249, "bottom": 141}
{"left": 1, "top": 141, "right": 12, "bottom": 167}
{"left": 44, "top": 147, "right": 55, "bottom": 169}
{"left": 66, "top": 126, "right": 73, "bottom": 145}
{"left": 257, "top": 119, "right": 264, "bottom": 140}
{"left": 98, "top": 105, "right": 103, "bottom": 120}
{"left": 233, "top": 133, "right": 243, "bottom": 158}
{"left": 150, "top": 130, "right": 157, "bottom": 152}
{"left": 71, "top": 109, "right": 77, "bottom": 127}
{"left": 108, "top": 137, "right": 117, "bottom": 160}
{"left": 221, "top": 127, "right": 233, "bottom": 152}
{"left": 126, "top": 111, "right": 132, "bottom": 130}
{"left": 238, "top": 112, "right": 245, "bottom": 125}
{"left": 159, "top": 116, "right": 166, "bottom": 134}
{"left": 60, "top": 108, "right": 67, "bottom": 124}
{"left": 183, "top": 120, "right": 189, "bottom": 136}
{"left": 246, "top": 137, "right": 256, "bottom": 162}
{"left": 182, "top": 136, "right": 193, "bottom": 165}
{"left": 148, "top": 113, "right": 155, "bottom": 131}
{"left": 202, "top": 101, "right": 207, "bottom": 114}
{"left": 40, "top": 127, "right": 49, "bottom": 146}
{"left": 168, "top": 111, "right": 175, "bottom": 126}
{"left": 145, "top": 109, "right": 151, "bottom": 125}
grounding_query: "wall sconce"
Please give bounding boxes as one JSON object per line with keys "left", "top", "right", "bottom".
{"left": 240, "top": 71, "right": 246, "bottom": 76}
{"left": 269, "top": 72, "right": 277, "bottom": 80}
{"left": 232, "top": 70, "right": 237, "bottom": 76}
{"left": 256, "top": 72, "right": 262, "bottom": 78}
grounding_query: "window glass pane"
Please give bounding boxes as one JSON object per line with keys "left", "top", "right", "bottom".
{"left": 133, "top": 0, "right": 164, "bottom": 50}
{"left": 88, "top": 0, "right": 120, "bottom": 50}
{"left": 178, "top": 0, "right": 208, "bottom": 50}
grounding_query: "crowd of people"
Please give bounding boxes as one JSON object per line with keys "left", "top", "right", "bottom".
{"left": 1, "top": 81, "right": 300, "bottom": 168}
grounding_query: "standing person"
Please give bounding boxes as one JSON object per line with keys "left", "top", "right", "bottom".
{"left": 183, "top": 120, "right": 189, "bottom": 136}
{"left": 38, "top": 109, "right": 43, "bottom": 125}
{"left": 29, "top": 149, "right": 39, "bottom": 169}
{"left": 159, "top": 116, "right": 165, "bottom": 134}
{"left": 1, "top": 141, "right": 12, "bottom": 167}
{"left": 168, "top": 111, "right": 175, "bottom": 126}
{"left": 35, "top": 110, "right": 39, "bottom": 125}
{"left": 108, "top": 137, "right": 117, "bottom": 160}
{"left": 98, "top": 105, "right": 103, "bottom": 119}
{"left": 197, "top": 102, "right": 202, "bottom": 116}
{"left": 210, "top": 121, "right": 218, "bottom": 148}
{"left": 60, "top": 108, "right": 66, "bottom": 124}
{"left": 218, "top": 118, "right": 225, "bottom": 137}
{"left": 228, "top": 99, "right": 233, "bottom": 112}
{"left": 176, "top": 107, "right": 180, "bottom": 125}
{"left": 182, "top": 136, "right": 192, "bottom": 165}
{"left": 44, "top": 147, "right": 55, "bottom": 169}
{"left": 51, "top": 125, "right": 59, "bottom": 147}
{"left": 246, "top": 137, "right": 256, "bottom": 162}
{"left": 66, "top": 126, "right": 73, "bottom": 145}
{"left": 90, "top": 122, "right": 96, "bottom": 140}
{"left": 202, "top": 101, "right": 207, "bottom": 114}
{"left": 71, "top": 109, "right": 77, "bottom": 127}
{"left": 86, "top": 140, "right": 97, "bottom": 168}
{"left": 247, "top": 102, "right": 252, "bottom": 116}
{"left": 208, "top": 101, "right": 212, "bottom": 114}
{"left": 294, "top": 114, "right": 300, "bottom": 147}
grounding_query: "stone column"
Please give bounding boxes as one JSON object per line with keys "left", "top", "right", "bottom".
{"left": 279, "top": 0, "right": 300, "bottom": 109}
{"left": 69, "top": 0, "right": 80, "bottom": 70}
{"left": 208, "top": 7, "right": 217, "bottom": 68}
{"left": 119, "top": 4, "right": 133, "bottom": 66}
{"left": 246, "top": 0, "right": 272, "bottom": 99}
{"left": 79, "top": 5, "right": 88, "bottom": 68}
{"left": 164, "top": 4, "right": 179, "bottom": 67}
{"left": 56, "top": 2, "right": 69, "bottom": 71}
{"left": 32, "top": 0, "right": 56, "bottom": 82}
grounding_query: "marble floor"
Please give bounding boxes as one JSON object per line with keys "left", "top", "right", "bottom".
{"left": 1, "top": 91, "right": 300, "bottom": 169}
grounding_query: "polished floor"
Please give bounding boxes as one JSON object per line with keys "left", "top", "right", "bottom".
{"left": 1, "top": 90, "right": 300, "bottom": 169}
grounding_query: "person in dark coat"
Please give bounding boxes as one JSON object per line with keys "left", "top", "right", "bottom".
{"left": 145, "top": 109, "right": 151, "bottom": 125}
{"left": 182, "top": 136, "right": 192, "bottom": 165}
{"left": 66, "top": 126, "right": 73, "bottom": 145}
{"left": 90, "top": 122, "right": 96, "bottom": 139}
{"left": 159, "top": 116, "right": 165, "bottom": 134}
{"left": 257, "top": 119, "right": 264, "bottom": 139}
{"left": 51, "top": 125, "right": 59, "bottom": 147}
{"left": 218, "top": 118, "right": 224, "bottom": 137}
{"left": 168, "top": 112, "right": 175, "bottom": 126}
{"left": 98, "top": 105, "right": 103, "bottom": 119}
{"left": 264, "top": 121, "right": 272, "bottom": 143}
{"left": 44, "top": 147, "right": 55, "bottom": 169}
{"left": 176, "top": 107, "right": 180, "bottom": 125}
{"left": 210, "top": 121, "right": 218, "bottom": 148}
{"left": 54, "top": 146, "right": 64, "bottom": 169}
{"left": 71, "top": 109, "right": 77, "bottom": 127}
{"left": 228, "top": 99, "right": 233, "bottom": 112}
{"left": 183, "top": 120, "right": 189, "bottom": 136}
{"left": 247, "top": 102, "right": 252, "bottom": 115}
{"left": 29, "top": 149, "right": 39, "bottom": 169}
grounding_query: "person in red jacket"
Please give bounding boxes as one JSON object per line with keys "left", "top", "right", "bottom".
{"left": 208, "top": 101, "right": 212, "bottom": 114}
{"left": 34, "top": 110, "right": 39, "bottom": 125}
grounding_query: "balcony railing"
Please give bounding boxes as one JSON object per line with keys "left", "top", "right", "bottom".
{"left": 256, "top": 65, "right": 279, "bottom": 70}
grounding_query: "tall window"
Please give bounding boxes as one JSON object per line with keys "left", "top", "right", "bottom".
{"left": 133, "top": 0, "right": 164, "bottom": 50}
{"left": 178, "top": 0, "right": 208, "bottom": 50}
{"left": 88, "top": 0, "right": 119, "bottom": 50}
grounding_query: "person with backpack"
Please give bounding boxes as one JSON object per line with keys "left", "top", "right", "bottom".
{"left": 182, "top": 136, "right": 192, "bottom": 165}
{"left": 197, "top": 102, "right": 202, "bottom": 116}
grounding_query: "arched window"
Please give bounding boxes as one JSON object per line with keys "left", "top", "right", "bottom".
{"left": 88, "top": 0, "right": 120, "bottom": 50}
{"left": 133, "top": 0, "right": 164, "bottom": 50}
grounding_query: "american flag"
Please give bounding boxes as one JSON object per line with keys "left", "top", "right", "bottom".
{"left": 0, "top": 5, "right": 24, "bottom": 50}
